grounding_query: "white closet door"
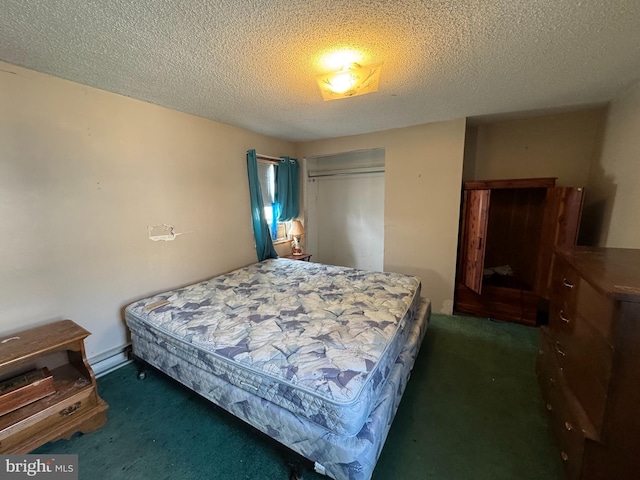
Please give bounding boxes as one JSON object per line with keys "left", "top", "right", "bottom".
{"left": 308, "top": 172, "right": 384, "bottom": 271}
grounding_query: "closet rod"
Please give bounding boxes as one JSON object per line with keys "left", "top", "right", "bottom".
{"left": 308, "top": 166, "right": 385, "bottom": 178}
{"left": 256, "top": 153, "right": 281, "bottom": 161}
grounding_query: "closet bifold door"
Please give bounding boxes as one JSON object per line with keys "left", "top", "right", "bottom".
{"left": 534, "top": 187, "right": 585, "bottom": 299}
{"left": 460, "top": 189, "right": 490, "bottom": 294}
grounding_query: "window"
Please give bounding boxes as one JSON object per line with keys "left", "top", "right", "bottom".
{"left": 257, "top": 160, "right": 287, "bottom": 242}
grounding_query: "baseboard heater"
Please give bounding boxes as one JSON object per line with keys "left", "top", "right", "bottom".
{"left": 89, "top": 343, "right": 133, "bottom": 378}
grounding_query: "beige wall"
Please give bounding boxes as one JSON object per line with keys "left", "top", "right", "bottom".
{"left": 0, "top": 62, "right": 295, "bottom": 360}
{"left": 586, "top": 80, "right": 640, "bottom": 248}
{"left": 8, "top": 57, "right": 631, "bottom": 365}
{"left": 470, "top": 108, "right": 606, "bottom": 187}
{"left": 462, "top": 124, "right": 477, "bottom": 181}
{"left": 297, "top": 119, "right": 467, "bottom": 314}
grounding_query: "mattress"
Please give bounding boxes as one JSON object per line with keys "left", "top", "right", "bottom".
{"left": 125, "top": 258, "right": 421, "bottom": 436}
{"left": 131, "top": 298, "right": 431, "bottom": 480}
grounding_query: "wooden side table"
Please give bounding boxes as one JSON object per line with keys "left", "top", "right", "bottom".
{"left": 283, "top": 253, "right": 312, "bottom": 262}
{"left": 0, "top": 320, "right": 108, "bottom": 453}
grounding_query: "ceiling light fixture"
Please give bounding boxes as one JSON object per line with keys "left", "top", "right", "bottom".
{"left": 316, "top": 62, "right": 383, "bottom": 101}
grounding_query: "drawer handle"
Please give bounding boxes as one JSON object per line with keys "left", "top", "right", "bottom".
{"left": 0, "top": 336, "right": 21, "bottom": 344}
{"left": 59, "top": 401, "right": 81, "bottom": 417}
{"left": 546, "top": 403, "right": 553, "bottom": 411}
{"left": 554, "top": 342, "right": 566, "bottom": 357}
{"left": 561, "top": 451, "right": 569, "bottom": 462}
{"left": 559, "top": 310, "right": 570, "bottom": 323}
{"left": 565, "top": 421, "right": 573, "bottom": 431}
{"left": 562, "top": 278, "right": 574, "bottom": 289}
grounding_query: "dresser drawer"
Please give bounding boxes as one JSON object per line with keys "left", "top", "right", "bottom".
{"left": 552, "top": 254, "right": 616, "bottom": 345}
{"left": 548, "top": 296, "right": 576, "bottom": 335}
{"left": 537, "top": 334, "right": 585, "bottom": 479}
{"left": 0, "top": 386, "right": 97, "bottom": 452}
{"left": 547, "top": 383, "right": 586, "bottom": 480}
{"left": 550, "top": 256, "right": 580, "bottom": 315}
{"left": 548, "top": 258, "right": 579, "bottom": 338}
{"left": 545, "top": 317, "right": 612, "bottom": 436}
{"left": 536, "top": 334, "right": 554, "bottom": 407}
{"left": 536, "top": 332, "right": 560, "bottom": 405}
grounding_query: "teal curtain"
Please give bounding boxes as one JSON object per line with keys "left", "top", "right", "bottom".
{"left": 275, "top": 156, "right": 300, "bottom": 221}
{"left": 269, "top": 204, "right": 278, "bottom": 240}
{"left": 246, "top": 149, "right": 278, "bottom": 261}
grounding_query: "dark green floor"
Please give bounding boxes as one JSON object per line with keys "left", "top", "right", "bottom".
{"left": 35, "top": 314, "right": 563, "bottom": 479}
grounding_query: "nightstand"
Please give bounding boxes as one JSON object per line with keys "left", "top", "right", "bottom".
{"left": 283, "top": 253, "right": 312, "bottom": 262}
{"left": 0, "top": 320, "right": 108, "bottom": 453}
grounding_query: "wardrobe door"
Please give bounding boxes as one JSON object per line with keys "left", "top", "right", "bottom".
{"left": 460, "top": 189, "right": 490, "bottom": 294}
{"left": 534, "top": 187, "right": 585, "bottom": 298}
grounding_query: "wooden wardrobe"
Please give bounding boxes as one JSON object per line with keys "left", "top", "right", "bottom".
{"left": 454, "top": 178, "right": 584, "bottom": 326}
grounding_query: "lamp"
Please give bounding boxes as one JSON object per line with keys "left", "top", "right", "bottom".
{"left": 316, "top": 62, "right": 383, "bottom": 101}
{"left": 289, "top": 220, "right": 305, "bottom": 255}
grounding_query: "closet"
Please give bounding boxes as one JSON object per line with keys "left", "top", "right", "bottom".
{"left": 305, "top": 149, "right": 385, "bottom": 271}
{"left": 454, "top": 178, "right": 584, "bottom": 325}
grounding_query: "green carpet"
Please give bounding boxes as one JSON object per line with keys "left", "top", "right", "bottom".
{"left": 35, "top": 314, "right": 563, "bottom": 479}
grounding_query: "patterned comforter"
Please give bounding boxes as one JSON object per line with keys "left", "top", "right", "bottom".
{"left": 125, "top": 258, "right": 421, "bottom": 436}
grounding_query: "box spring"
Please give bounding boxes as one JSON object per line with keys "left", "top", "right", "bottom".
{"left": 132, "top": 298, "right": 430, "bottom": 480}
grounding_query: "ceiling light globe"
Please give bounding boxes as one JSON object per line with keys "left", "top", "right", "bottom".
{"left": 330, "top": 72, "right": 357, "bottom": 94}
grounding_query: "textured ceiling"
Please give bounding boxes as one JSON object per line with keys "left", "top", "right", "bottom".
{"left": 1, "top": 1, "right": 640, "bottom": 142}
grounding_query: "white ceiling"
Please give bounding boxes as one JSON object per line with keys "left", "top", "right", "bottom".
{"left": 2, "top": 1, "right": 640, "bottom": 142}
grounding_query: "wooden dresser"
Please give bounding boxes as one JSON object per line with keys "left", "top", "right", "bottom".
{"left": 0, "top": 320, "right": 108, "bottom": 453}
{"left": 536, "top": 247, "right": 640, "bottom": 479}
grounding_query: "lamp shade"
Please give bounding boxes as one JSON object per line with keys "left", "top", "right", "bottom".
{"left": 289, "top": 220, "right": 305, "bottom": 237}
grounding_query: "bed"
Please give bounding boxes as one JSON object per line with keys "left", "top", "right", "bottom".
{"left": 125, "top": 258, "right": 430, "bottom": 480}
